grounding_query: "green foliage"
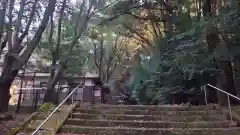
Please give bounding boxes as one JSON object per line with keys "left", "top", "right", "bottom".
{"left": 39, "top": 103, "right": 55, "bottom": 112}
{"left": 127, "top": 32, "right": 218, "bottom": 104}
{"left": 35, "top": 0, "right": 240, "bottom": 105}
{"left": 124, "top": 2, "right": 240, "bottom": 105}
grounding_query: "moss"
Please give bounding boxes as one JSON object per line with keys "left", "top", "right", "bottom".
{"left": 8, "top": 128, "right": 18, "bottom": 135}
{"left": 27, "top": 104, "right": 77, "bottom": 135}
{"left": 12, "top": 104, "right": 55, "bottom": 134}
{"left": 59, "top": 126, "right": 172, "bottom": 135}
{"left": 59, "top": 125, "right": 240, "bottom": 135}
{"left": 39, "top": 103, "right": 55, "bottom": 113}
{"left": 8, "top": 112, "right": 38, "bottom": 135}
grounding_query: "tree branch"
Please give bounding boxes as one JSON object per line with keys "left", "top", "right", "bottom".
{"left": 56, "top": 0, "right": 67, "bottom": 62}
{"left": 19, "top": 0, "right": 38, "bottom": 43}
{"left": 7, "top": 0, "right": 15, "bottom": 50}
{"left": 123, "top": 23, "right": 152, "bottom": 48}
{"left": 93, "top": 42, "right": 99, "bottom": 68}
{"left": 13, "top": 0, "right": 26, "bottom": 46}
{"left": 0, "top": 0, "right": 8, "bottom": 41}
{"left": 0, "top": 33, "right": 8, "bottom": 54}
{"left": 14, "top": 0, "right": 57, "bottom": 69}
{"left": 74, "top": 0, "right": 85, "bottom": 37}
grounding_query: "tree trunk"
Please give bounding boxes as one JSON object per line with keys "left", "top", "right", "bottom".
{"left": 202, "top": 0, "right": 237, "bottom": 105}
{"left": 163, "top": 0, "right": 173, "bottom": 38}
{"left": 51, "top": 52, "right": 57, "bottom": 78}
{"left": 216, "top": 70, "right": 227, "bottom": 105}
{"left": 99, "top": 36, "right": 104, "bottom": 81}
{"left": 217, "top": 61, "right": 237, "bottom": 105}
{"left": 0, "top": 0, "right": 56, "bottom": 111}
{"left": 49, "top": 14, "right": 55, "bottom": 79}
{"left": 0, "top": 54, "right": 18, "bottom": 112}
{"left": 0, "top": 0, "right": 8, "bottom": 41}
{"left": 203, "top": 0, "right": 212, "bottom": 16}
{"left": 44, "top": 0, "right": 66, "bottom": 104}
{"left": 43, "top": 68, "right": 63, "bottom": 103}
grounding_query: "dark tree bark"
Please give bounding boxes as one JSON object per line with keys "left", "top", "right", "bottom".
{"left": 0, "top": 55, "right": 18, "bottom": 112}
{"left": 44, "top": 0, "right": 67, "bottom": 103}
{"left": 218, "top": 61, "right": 237, "bottom": 105}
{"left": 0, "top": 0, "right": 8, "bottom": 41}
{"left": 44, "top": 68, "right": 63, "bottom": 103}
{"left": 203, "top": 0, "right": 237, "bottom": 105}
{"left": 43, "top": 0, "right": 94, "bottom": 103}
{"left": 203, "top": 0, "right": 212, "bottom": 16}
{"left": 99, "top": 36, "right": 104, "bottom": 81}
{"left": 49, "top": 15, "right": 55, "bottom": 79}
{"left": 0, "top": 0, "right": 56, "bottom": 112}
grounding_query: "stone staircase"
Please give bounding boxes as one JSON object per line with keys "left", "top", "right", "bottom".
{"left": 56, "top": 104, "right": 240, "bottom": 135}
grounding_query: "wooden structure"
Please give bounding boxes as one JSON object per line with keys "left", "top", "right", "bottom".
{"left": 10, "top": 72, "right": 109, "bottom": 107}
{"left": 67, "top": 75, "right": 109, "bottom": 104}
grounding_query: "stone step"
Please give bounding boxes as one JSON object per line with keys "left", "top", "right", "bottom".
{"left": 17, "top": 104, "right": 76, "bottom": 135}
{"left": 232, "top": 106, "right": 240, "bottom": 110}
{"left": 17, "top": 128, "right": 51, "bottom": 134}
{"left": 70, "top": 113, "right": 225, "bottom": 121}
{"left": 58, "top": 125, "right": 240, "bottom": 135}
{"left": 73, "top": 108, "right": 222, "bottom": 116}
{"left": 64, "top": 119, "right": 235, "bottom": 128}
{"left": 79, "top": 104, "right": 218, "bottom": 111}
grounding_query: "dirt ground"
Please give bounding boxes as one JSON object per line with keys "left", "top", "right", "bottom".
{"left": 0, "top": 113, "right": 32, "bottom": 135}
{"left": 0, "top": 106, "right": 37, "bottom": 135}
{"left": 0, "top": 122, "right": 8, "bottom": 135}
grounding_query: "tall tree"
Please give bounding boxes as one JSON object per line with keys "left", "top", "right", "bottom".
{"left": 0, "top": 0, "right": 56, "bottom": 112}
{"left": 42, "top": 0, "right": 123, "bottom": 103}
{"left": 91, "top": 33, "right": 127, "bottom": 83}
{"left": 0, "top": 0, "right": 8, "bottom": 41}
{"left": 43, "top": 0, "right": 96, "bottom": 102}
{"left": 202, "top": 0, "right": 237, "bottom": 105}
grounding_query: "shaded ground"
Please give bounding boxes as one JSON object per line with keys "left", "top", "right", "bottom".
{"left": 0, "top": 113, "right": 31, "bottom": 135}
{"left": 0, "top": 106, "right": 37, "bottom": 135}
{"left": 18, "top": 104, "right": 75, "bottom": 135}
{"left": 56, "top": 133, "right": 88, "bottom": 135}
{"left": 2, "top": 113, "right": 32, "bottom": 134}
{"left": 0, "top": 122, "right": 8, "bottom": 135}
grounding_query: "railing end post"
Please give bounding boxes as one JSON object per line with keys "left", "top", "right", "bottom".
{"left": 202, "top": 84, "right": 208, "bottom": 106}
{"left": 227, "top": 95, "right": 233, "bottom": 124}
